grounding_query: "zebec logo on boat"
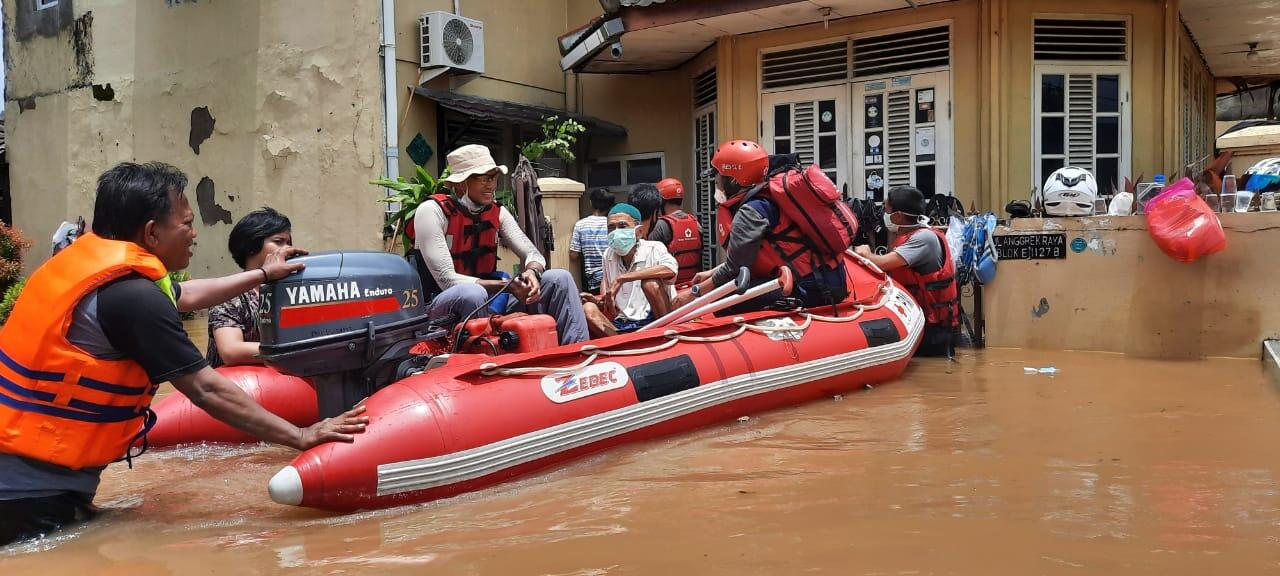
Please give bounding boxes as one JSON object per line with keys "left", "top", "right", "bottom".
{"left": 540, "top": 361, "right": 629, "bottom": 404}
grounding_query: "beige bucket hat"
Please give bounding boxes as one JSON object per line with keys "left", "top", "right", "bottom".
{"left": 443, "top": 144, "right": 508, "bottom": 184}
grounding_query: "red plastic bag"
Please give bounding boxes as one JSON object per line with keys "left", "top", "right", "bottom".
{"left": 1144, "top": 179, "right": 1227, "bottom": 263}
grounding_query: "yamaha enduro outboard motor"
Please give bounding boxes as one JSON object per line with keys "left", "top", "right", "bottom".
{"left": 258, "top": 252, "right": 449, "bottom": 418}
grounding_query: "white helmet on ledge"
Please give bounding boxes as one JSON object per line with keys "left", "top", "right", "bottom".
{"left": 1041, "top": 166, "right": 1097, "bottom": 217}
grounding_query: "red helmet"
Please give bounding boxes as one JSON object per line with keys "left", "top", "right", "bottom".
{"left": 657, "top": 177, "right": 685, "bottom": 201}
{"left": 710, "top": 140, "right": 768, "bottom": 187}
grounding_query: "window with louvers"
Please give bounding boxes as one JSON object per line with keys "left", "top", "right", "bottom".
{"left": 1032, "top": 18, "right": 1129, "bottom": 196}
{"left": 761, "top": 41, "right": 849, "bottom": 91}
{"left": 1034, "top": 19, "right": 1127, "bottom": 62}
{"left": 1035, "top": 70, "right": 1125, "bottom": 196}
{"left": 694, "top": 68, "right": 717, "bottom": 110}
{"left": 853, "top": 26, "right": 950, "bottom": 80}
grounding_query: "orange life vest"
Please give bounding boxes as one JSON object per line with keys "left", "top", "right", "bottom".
{"left": 658, "top": 211, "right": 702, "bottom": 284}
{"left": 889, "top": 228, "right": 960, "bottom": 329}
{"left": 717, "top": 192, "right": 838, "bottom": 280}
{"left": 424, "top": 193, "right": 501, "bottom": 295}
{"left": 0, "top": 233, "right": 170, "bottom": 470}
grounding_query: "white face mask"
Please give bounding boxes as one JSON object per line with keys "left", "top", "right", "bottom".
{"left": 714, "top": 185, "right": 727, "bottom": 205}
{"left": 884, "top": 211, "right": 927, "bottom": 234}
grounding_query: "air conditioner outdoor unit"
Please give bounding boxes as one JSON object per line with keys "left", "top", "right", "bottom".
{"left": 419, "top": 11, "right": 485, "bottom": 74}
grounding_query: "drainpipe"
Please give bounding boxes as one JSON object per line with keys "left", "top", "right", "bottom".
{"left": 380, "top": 0, "right": 400, "bottom": 214}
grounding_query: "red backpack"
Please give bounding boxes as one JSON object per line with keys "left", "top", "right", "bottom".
{"left": 762, "top": 162, "right": 858, "bottom": 256}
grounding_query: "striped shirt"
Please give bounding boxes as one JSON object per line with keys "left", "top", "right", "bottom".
{"left": 570, "top": 215, "right": 608, "bottom": 291}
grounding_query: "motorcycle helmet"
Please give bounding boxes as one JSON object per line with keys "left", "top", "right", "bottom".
{"left": 1042, "top": 166, "right": 1097, "bottom": 217}
{"left": 1242, "top": 158, "right": 1280, "bottom": 193}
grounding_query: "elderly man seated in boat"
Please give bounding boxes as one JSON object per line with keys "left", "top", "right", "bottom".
{"left": 580, "top": 203, "right": 677, "bottom": 337}
{"left": 413, "top": 144, "right": 590, "bottom": 345}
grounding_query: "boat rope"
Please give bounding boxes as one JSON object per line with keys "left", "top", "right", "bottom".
{"left": 479, "top": 353, "right": 599, "bottom": 377}
{"left": 479, "top": 285, "right": 895, "bottom": 377}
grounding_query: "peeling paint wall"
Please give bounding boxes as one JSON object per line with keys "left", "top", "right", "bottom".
{"left": 4, "top": 0, "right": 385, "bottom": 277}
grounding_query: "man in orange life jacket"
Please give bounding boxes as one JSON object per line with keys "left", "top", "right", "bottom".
{"left": 672, "top": 140, "right": 849, "bottom": 313}
{"left": 413, "top": 145, "right": 589, "bottom": 344}
{"left": 650, "top": 178, "right": 703, "bottom": 285}
{"left": 854, "top": 186, "right": 960, "bottom": 357}
{"left": 0, "top": 162, "right": 368, "bottom": 545}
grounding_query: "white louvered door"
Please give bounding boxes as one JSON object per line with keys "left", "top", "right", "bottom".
{"left": 1032, "top": 65, "right": 1130, "bottom": 197}
{"left": 693, "top": 105, "right": 717, "bottom": 268}
{"left": 760, "top": 85, "right": 849, "bottom": 195}
{"left": 692, "top": 66, "right": 718, "bottom": 268}
{"left": 851, "top": 71, "right": 951, "bottom": 202}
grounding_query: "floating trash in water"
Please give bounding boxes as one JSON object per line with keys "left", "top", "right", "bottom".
{"left": 1023, "top": 366, "right": 1059, "bottom": 375}
{"left": 737, "top": 416, "right": 750, "bottom": 422}
{"left": 833, "top": 394, "right": 844, "bottom": 401}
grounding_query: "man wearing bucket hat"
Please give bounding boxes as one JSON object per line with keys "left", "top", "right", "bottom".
{"left": 413, "top": 144, "right": 589, "bottom": 345}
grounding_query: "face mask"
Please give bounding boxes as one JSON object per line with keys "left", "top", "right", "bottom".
{"left": 884, "top": 211, "right": 927, "bottom": 234}
{"left": 714, "top": 185, "right": 727, "bottom": 205}
{"left": 608, "top": 227, "right": 638, "bottom": 255}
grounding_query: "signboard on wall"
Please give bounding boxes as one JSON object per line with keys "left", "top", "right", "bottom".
{"left": 993, "top": 233, "right": 1067, "bottom": 260}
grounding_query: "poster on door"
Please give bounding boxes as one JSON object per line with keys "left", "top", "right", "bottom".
{"left": 864, "top": 132, "right": 883, "bottom": 166}
{"left": 916, "top": 88, "right": 935, "bottom": 124}
{"left": 864, "top": 94, "right": 883, "bottom": 130}
{"left": 865, "top": 168, "right": 885, "bottom": 202}
{"left": 915, "top": 126, "right": 936, "bottom": 163}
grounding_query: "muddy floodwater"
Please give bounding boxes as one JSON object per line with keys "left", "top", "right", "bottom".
{"left": 3, "top": 348, "right": 1279, "bottom": 574}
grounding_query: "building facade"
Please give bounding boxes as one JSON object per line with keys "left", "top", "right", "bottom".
{"left": 0, "top": 0, "right": 1247, "bottom": 280}
{"left": 563, "top": 0, "right": 1223, "bottom": 270}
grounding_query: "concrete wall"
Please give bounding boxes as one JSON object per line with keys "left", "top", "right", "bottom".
{"left": 4, "top": 0, "right": 386, "bottom": 277}
{"left": 984, "top": 214, "right": 1280, "bottom": 359}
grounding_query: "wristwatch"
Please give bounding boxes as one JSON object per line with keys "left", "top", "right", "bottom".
{"left": 691, "top": 283, "right": 702, "bottom": 296}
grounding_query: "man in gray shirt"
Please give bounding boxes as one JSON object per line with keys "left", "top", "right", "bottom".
{"left": 854, "top": 186, "right": 959, "bottom": 357}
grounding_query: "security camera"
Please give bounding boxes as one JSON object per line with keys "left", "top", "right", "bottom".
{"left": 610, "top": 41, "right": 623, "bottom": 59}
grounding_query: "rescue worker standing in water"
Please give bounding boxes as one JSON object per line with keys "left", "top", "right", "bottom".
{"left": 0, "top": 162, "right": 368, "bottom": 545}
{"left": 854, "top": 186, "right": 960, "bottom": 357}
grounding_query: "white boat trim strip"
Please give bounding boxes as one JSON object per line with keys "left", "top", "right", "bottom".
{"left": 374, "top": 288, "right": 923, "bottom": 496}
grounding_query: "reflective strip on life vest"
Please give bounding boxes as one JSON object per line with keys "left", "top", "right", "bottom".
{"left": 0, "top": 375, "right": 146, "bottom": 423}
{"left": 0, "top": 347, "right": 150, "bottom": 396}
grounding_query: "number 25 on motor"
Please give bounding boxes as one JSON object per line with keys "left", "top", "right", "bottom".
{"left": 401, "top": 289, "right": 420, "bottom": 308}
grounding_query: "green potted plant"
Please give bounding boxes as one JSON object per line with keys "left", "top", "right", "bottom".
{"left": 519, "top": 115, "right": 586, "bottom": 177}
{"left": 0, "top": 222, "right": 31, "bottom": 294}
{"left": 0, "top": 277, "right": 25, "bottom": 326}
{"left": 495, "top": 188, "right": 518, "bottom": 220}
{"left": 371, "top": 163, "right": 451, "bottom": 253}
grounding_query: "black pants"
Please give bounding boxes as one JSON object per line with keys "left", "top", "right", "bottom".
{"left": 916, "top": 324, "right": 957, "bottom": 358}
{"left": 0, "top": 492, "right": 97, "bottom": 546}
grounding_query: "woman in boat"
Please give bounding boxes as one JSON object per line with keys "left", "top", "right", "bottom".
{"left": 207, "top": 207, "right": 293, "bottom": 367}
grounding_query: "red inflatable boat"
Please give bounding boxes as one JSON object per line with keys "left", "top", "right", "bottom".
{"left": 256, "top": 252, "right": 923, "bottom": 512}
{"left": 146, "top": 366, "right": 319, "bottom": 447}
